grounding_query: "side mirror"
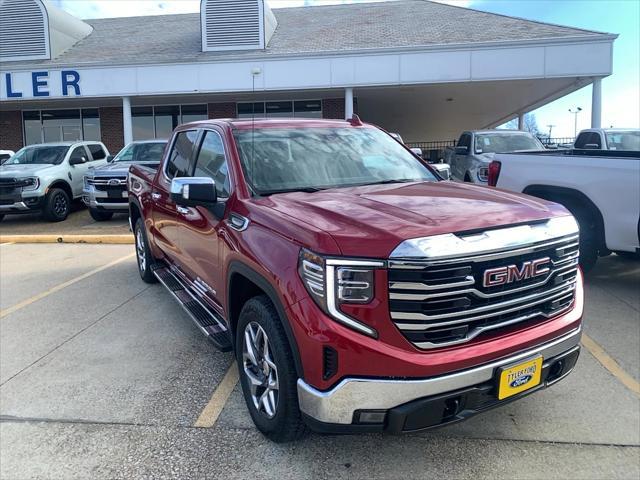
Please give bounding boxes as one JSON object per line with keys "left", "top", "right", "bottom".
{"left": 455, "top": 146, "right": 469, "bottom": 155}
{"left": 106, "top": 155, "right": 115, "bottom": 163}
{"left": 410, "top": 147, "right": 423, "bottom": 158}
{"left": 69, "top": 156, "right": 87, "bottom": 166}
{"left": 170, "top": 177, "right": 217, "bottom": 208}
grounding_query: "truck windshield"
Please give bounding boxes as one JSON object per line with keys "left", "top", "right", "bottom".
{"left": 605, "top": 131, "right": 640, "bottom": 151}
{"left": 233, "top": 127, "right": 437, "bottom": 195}
{"left": 475, "top": 134, "right": 543, "bottom": 154}
{"left": 3, "top": 146, "right": 68, "bottom": 166}
{"left": 114, "top": 142, "right": 167, "bottom": 162}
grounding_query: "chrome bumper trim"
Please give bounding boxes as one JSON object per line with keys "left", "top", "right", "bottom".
{"left": 297, "top": 326, "right": 581, "bottom": 424}
{"left": 0, "top": 201, "right": 29, "bottom": 211}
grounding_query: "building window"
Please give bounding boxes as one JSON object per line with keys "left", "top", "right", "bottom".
{"left": 132, "top": 105, "right": 208, "bottom": 141}
{"left": 22, "top": 109, "right": 102, "bottom": 146}
{"left": 237, "top": 100, "right": 322, "bottom": 119}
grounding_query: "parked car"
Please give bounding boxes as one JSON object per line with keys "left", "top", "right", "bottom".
{"left": 389, "top": 133, "right": 451, "bottom": 180}
{"left": 0, "top": 150, "right": 15, "bottom": 165}
{"left": 128, "top": 117, "right": 583, "bottom": 442}
{"left": 573, "top": 128, "right": 640, "bottom": 151}
{"left": 0, "top": 141, "right": 110, "bottom": 222}
{"left": 488, "top": 149, "right": 640, "bottom": 271}
{"left": 445, "top": 130, "right": 545, "bottom": 184}
{"left": 83, "top": 140, "right": 167, "bottom": 221}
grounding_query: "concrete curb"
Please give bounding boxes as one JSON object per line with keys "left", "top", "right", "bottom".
{"left": 0, "top": 234, "right": 134, "bottom": 245}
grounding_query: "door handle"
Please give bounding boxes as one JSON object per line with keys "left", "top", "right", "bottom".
{"left": 176, "top": 206, "right": 190, "bottom": 215}
{"left": 151, "top": 192, "right": 161, "bottom": 201}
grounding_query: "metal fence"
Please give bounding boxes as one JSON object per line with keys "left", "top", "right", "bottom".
{"left": 406, "top": 140, "right": 457, "bottom": 150}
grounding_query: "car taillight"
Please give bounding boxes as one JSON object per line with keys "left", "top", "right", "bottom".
{"left": 488, "top": 161, "right": 502, "bottom": 187}
{"left": 298, "top": 248, "right": 382, "bottom": 338}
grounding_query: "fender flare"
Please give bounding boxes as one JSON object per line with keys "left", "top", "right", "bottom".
{"left": 227, "top": 261, "right": 304, "bottom": 378}
{"left": 523, "top": 184, "right": 606, "bottom": 249}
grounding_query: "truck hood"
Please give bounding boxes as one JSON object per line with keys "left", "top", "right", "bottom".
{"left": 258, "top": 181, "right": 568, "bottom": 258}
{"left": 0, "top": 164, "right": 55, "bottom": 177}
{"left": 90, "top": 161, "right": 158, "bottom": 177}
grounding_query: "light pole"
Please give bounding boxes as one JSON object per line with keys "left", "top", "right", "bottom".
{"left": 568, "top": 107, "right": 582, "bottom": 138}
{"left": 547, "top": 124, "right": 555, "bottom": 141}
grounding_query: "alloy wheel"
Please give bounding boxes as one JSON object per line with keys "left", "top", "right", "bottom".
{"left": 242, "top": 321, "right": 279, "bottom": 418}
{"left": 54, "top": 194, "right": 68, "bottom": 217}
{"left": 136, "top": 227, "right": 146, "bottom": 273}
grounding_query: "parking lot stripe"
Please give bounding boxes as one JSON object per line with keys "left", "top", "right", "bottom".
{"left": 582, "top": 333, "right": 640, "bottom": 398}
{"left": 0, "top": 252, "right": 136, "bottom": 319}
{"left": 0, "top": 242, "right": 15, "bottom": 246}
{"left": 194, "top": 362, "right": 239, "bottom": 428}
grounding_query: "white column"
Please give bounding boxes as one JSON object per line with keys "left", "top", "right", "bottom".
{"left": 591, "top": 78, "right": 602, "bottom": 128}
{"left": 345, "top": 87, "right": 354, "bottom": 120}
{"left": 122, "top": 96, "right": 133, "bottom": 145}
{"left": 517, "top": 113, "right": 524, "bottom": 131}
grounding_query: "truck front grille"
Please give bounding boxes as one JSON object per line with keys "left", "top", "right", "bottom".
{"left": 88, "top": 177, "right": 127, "bottom": 193}
{"left": 388, "top": 234, "right": 579, "bottom": 349}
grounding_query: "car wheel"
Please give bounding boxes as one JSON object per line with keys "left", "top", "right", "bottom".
{"left": 42, "top": 188, "right": 70, "bottom": 222}
{"left": 89, "top": 208, "right": 114, "bottom": 222}
{"left": 134, "top": 218, "right": 158, "bottom": 284}
{"left": 237, "top": 295, "right": 306, "bottom": 443}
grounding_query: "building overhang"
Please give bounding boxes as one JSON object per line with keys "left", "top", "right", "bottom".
{"left": 0, "top": 34, "right": 616, "bottom": 104}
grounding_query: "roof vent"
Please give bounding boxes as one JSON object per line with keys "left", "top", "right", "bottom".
{"left": 0, "top": 0, "right": 92, "bottom": 62}
{"left": 0, "top": 0, "right": 49, "bottom": 61}
{"left": 201, "top": 0, "right": 277, "bottom": 52}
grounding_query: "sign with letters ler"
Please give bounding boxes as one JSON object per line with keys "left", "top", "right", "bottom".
{"left": 3, "top": 70, "right": 81, "bottom": 99}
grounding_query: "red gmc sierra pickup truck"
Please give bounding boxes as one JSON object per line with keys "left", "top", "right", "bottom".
{"left": 128, "top": 117, "right": 583, "bottom": 442}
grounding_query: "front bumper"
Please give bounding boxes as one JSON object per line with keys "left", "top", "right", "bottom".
{"left": 83, "top": 188, "right": 129, "bottom": 212}
{"left": 298, "top": 326, "right": 581, "bottom": 431}
{"left": 0, "top": 195, "right": 45, "bottom": 213}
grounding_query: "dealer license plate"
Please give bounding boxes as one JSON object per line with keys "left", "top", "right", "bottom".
{"left": 497, "top": 356, "right": 543, "bottom": 400}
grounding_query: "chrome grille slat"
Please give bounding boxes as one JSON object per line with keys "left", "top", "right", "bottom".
{"left": 388, "top": 233, "right": 579, "bottom": 349}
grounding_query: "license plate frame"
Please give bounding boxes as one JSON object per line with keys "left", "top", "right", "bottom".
{"left": 497, "top": 356, "right": 543, "bottom": 400}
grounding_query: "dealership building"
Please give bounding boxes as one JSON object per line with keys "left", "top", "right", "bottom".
{"left": 0, "top": 0, "right": 616, "bottom": 154}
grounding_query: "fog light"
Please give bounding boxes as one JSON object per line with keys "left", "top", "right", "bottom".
{"left": 357, "top": 410, "right": 387, "bottom": 424}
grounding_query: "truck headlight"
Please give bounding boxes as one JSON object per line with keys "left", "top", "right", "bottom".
{"left": 20, "top": 177, "right": 39, "bottom": 191}
{"left": 298, "top": 248, "right": 383, "bottom": 338}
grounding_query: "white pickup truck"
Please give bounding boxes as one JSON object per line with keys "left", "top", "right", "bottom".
{"left": 573, "top": 128, "right": 639, "bottom": 151}
{"left": 488, "top": 149, "right": 640, "bottom": 271}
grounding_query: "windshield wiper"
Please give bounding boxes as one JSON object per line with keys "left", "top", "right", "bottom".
{"left": 353, "top": 179, "right": 422, "bottom": 187}
{"left": 257, "top": 186, "right": 325, "bottom": 196}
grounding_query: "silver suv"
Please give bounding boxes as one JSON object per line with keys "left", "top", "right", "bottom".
{"left": 0, "top": 141, "right": 110, "bottom": 222}
{"left": 83, "top": 140, "right": 167, "bottom": 221}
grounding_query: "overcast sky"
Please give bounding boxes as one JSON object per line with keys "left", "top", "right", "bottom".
{"left": 49, "top": 0, "right": 638, "bottom": 137}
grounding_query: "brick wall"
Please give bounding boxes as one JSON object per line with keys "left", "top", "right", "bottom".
{"left": 99, "top": 107, "right": 124, "bottom": 154}
{"left": 208, "top": 102, "right": 237, "bottom": 119}
{"left": 322, "top": 98, "right": 359, "bottom": 120}
{"left": 0, "top": 110, "right": 24, "bottom": 151}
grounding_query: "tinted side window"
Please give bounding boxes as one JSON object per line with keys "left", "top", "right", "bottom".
{"left": 166, "top": 131, "right": 199, "bottom": 179}
{"left": 590, "top": 133, "right": 602, "bottom": 148}
{"left": 574, "top": 132, "right": 590, "bottom": 148}
{"left": 88, "top": 144, "right": 106, "bottom": 160}
{"left": 193, "top": 131, "right": 230, "bottom": 197}
{"left": 458, "top": 134, "right": 471, "bottom": 149}
{"left": 69, "top": 146, "right": 87, "bottom": 163}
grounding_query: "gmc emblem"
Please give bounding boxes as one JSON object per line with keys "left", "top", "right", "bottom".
{"left": 483, "top": 257, "right": 550, "bottom": 288}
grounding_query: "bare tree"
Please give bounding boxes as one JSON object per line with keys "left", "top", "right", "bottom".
{"left": 503, "top": 114, "right": 540, "bottom": 136}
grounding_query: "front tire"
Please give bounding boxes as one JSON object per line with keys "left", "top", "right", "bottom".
{"left": 42, "top": 188, "right": 70, "bottom": 222}
{"left": 134, "top": 218, "right": 157, "bottom": 284}
{"left": 236, "top": 295, "right": 306, "bottom": 443}
{"left": 89, "top": 208, "right": 114, "bottom": 222}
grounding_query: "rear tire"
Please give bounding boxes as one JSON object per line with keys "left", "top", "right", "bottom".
{"left": 42, "top": 188, "right": 70, "bottom": 222}
{"left": 89, "top": 208, "right": 114, "bottom": 222}
{"left": 236, "top": 295, "right": 307, "bottom": 443}
{"left": 134, "top": 218, "right": 158, "bottom": 284}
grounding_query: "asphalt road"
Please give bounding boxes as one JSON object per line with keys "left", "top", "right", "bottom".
{"left": 0, "top": 207, "right": 130, "bottom": 236}
{"left": 0, "top": 243, "right": 638, "bottom": 479}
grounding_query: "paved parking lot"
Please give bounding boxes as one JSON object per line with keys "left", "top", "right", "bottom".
{"left": 0, "top": 242, "right": 638, "bottom": 479}
{"left": 0, "top": 208, "right": 129, "bottom": 237}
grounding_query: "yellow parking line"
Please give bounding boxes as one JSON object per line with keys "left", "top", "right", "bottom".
{"left": 582, "top": 333, "right": 640, "bottom": 398}
{"left": 0, "top": 252, "right": 136, "bottom": 319}
{"left": 194, "top": 362, "right": 239, "bottom": 428}
{"left": 0, "top": 242, "right": 15, "bottom": 246}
